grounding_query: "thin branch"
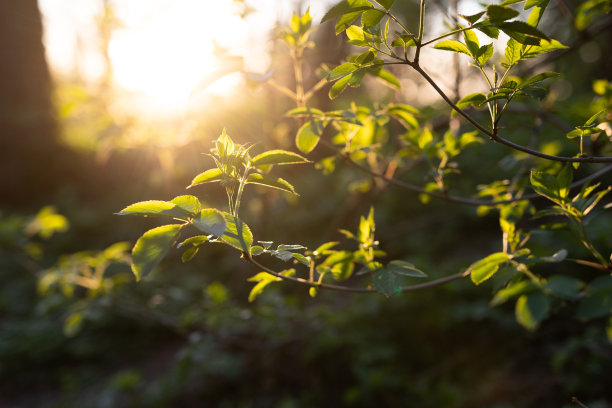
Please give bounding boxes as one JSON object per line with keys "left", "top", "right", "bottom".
{"left": 245, "top": 254, "right": 467, "bottom": 293}
{"left": 411, "top": 63, "right": 612, "bottom": 163}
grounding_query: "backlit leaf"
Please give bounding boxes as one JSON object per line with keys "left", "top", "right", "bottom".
{"left": 189, "top": 168, "right": 224, "bottom": 187}
{"left": 117, "top": 200, "right": 192, "bottom": 220}
{"left": 251, "top": 150, "right": 309, "bottom": 166}
{"left": 296, "top": 120, "right": 325, "bottom": 154}
{"left": 487, "top": 5, "right": 520, "bottom": 22}
{"left": 387, "top": 260, "right": 427, "bottom": 277}
{"left": 469, "top": 252, "right": 510, "bottom": 284}
{"left": 192, "top": 209, "right": 226, "bottom": 237}
{"left": 247, "top": 173, "right": 297, "bottom": 194}
{"left": 433, "top": 40, "right": 471, "bottom": 56}
{"left": 131, "top": 224, "right": 183, "bottom": 281}
{"left": 219, "top": 213, "right": 253, "bottom": 254}
{"left": 515, "top": 292, "right": 550, "bottom": 330}
{"left": 170, "top": 195, "right": 201, "bottom": 216}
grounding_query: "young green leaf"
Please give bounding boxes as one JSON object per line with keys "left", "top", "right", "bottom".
{"left": 329, "top": 74, "right": 352, "bottom": 99}
{"left": 375, "top": 69, "right": 400, "bottom": 88}
{"left": 170, "top": 195, "right": 201, "bottom": 216}
{"left": 251, "top": 150, "right": 309, "bottom": 166}
{"left": 373, "top": 0, "right": 394, "bottom": 10}
{"left": 219, "top": 213, "right": 253, "bottom": 254}
{"left": 192, "top": 209, "right": 227, "bottom": 237}
{"left": 321, "top": 0, "right": 373, "bottom": 24}
{"left": 515, "top": 292, "right": 550, "bottom": 330}
{"left": 131, "top": 224, "right": 183, "bottom": 281}
{"left": 486, "top": 5, "right": 520, "bottom": 22}
{"left": 433, "top": 40, "right": 471, "bottom": 56}
{"left": 117, "top": 200, "right": 192, "bottom": 220}
{"left": 189, "top": 168, "right": 224, "bottom": 187}
{"left": 296, "top": 120, "right": 325, "bottom": 154}
{"left": 504, "top": 38, "right": 522, "bottom": 66}
{"left": 458, "top": 11, "right": 486, "bottom": 25}
{"left": 468, "top": 252, "right": 510, "bottom": 284}
{"left": 328, "top": 62, "right": 360, "bottom": 81}
{"left": 362, "top": 9, "right": 385, "bottom": 28}
{"left": 248, "top": 272, "right": 279, "bottom": 302}
{"left": 499, "top": 21, "right": 549, "bottom": 45}
{"left": 246, "top": 173, "right": 298, "bottom": 194}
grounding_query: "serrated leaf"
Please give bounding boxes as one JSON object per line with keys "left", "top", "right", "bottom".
{"left": 117, "top": 200, "right": 192, "bottom": 220}
{"left": 515, "top": 292, "right": 550, "bottom": 330}
{"left": 433, "top": 40, "right": 471, "bottom": 56}
{"left": 373, "top": 267, "right": 401, "bottom": 297}
{"left": 387, "top": 260, "right": 427, "bottom": 277}
{"left": 192, "top": 209, "right": 226, "bottom": 237}
{"left": 189, "top": 168, "right": 224, "bottom": 187}
{"left": 468, "top": 252, "right": 510, "bottom": 284}
{"left": 171, "top": 195, "right": 201, "bottom": 216}
{"left": 251, "top": 149, "right": 309, "bottom": 166}
{"left": 487, "top": 5, "right": 520, "bottom": 22}
{"left": 131, "top": 224, "right": 183, "bottom": 281}
{"left": 219, "top": 213, "right": 253, "bottom": 254}
{"left": 246, "top": 173, "right": 297, "bottom": 194}
{"left": 296, "top": 120, "right": 324, "bottom": 154}
{"left": 504, "top": 38, "right": 522, "bottom": 65}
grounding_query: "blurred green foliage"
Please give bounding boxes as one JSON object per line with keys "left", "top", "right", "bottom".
{"left": 1, "top": 0, "right": 611, "bottom": 407}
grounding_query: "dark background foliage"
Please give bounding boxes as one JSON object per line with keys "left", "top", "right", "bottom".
{"left": 1, "top": 0, "right": 611, "bottom": 407}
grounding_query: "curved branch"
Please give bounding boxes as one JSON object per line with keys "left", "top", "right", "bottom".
{"left": 329, "top": 138, "right": 612, "bottom": 207}
{"left": 245, "top": 255, "right": 467, "bottom": 293}
{"left": 410, "top": 63, "right": 612, "bottom": 164}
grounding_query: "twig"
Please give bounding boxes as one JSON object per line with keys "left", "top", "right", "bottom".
{"left": 245, "top": 254, "right": 466, "bottom": 294}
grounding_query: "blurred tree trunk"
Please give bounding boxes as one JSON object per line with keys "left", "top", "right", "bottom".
{"left": 0, "top": 0, "right": 68, "bottom": 208}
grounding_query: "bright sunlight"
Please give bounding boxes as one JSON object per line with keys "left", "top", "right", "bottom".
{"left": 39, "top": 0, "right": 321, "bottom": 116}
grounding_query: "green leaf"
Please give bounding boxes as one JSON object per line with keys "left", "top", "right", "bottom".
{"left": 373, "top": 267, "right": 401, "bottom": 297}
{"left": 454, "top": 93, "right": 486, "bottom": 117}
{"left": 487, "top": 5, "right": 520, "bottom": 22}
{"left": 219, "top": 213, "right": 253, "bottom": 254}
{"left": 499, "top": 21, "right": 549, "bottom": 45}
{"left": 328, "top": 62, "right": 359, "bottom": 81}
{"left": 313, "top": 241, "right": 340, "bottom": 255}
{"left": 388, "top": 104, "right": 420, "bottom": 128}
{"left": 251, "top": 149, "right": 309, "bottom": 166}
{"left": 181, "top": 246, "right": 199, "bottom": 262}
{"left": 117, "top": 200, "right": 192, "bottom": 220}
{"left": 387, "top": 260, "right": 427, "bottom": 277}
{"left": 362, "top": 9, "right": 385, "bottom": 28}
{"left": 566, "top": 129, "right": 583, "bottom": 139}
{"left": 277, "top": 244, "right": 307, "bottom": 251}
{"left": 296, "top": 120, "right": 324, "bottom": 154}
{"left": 246, "top": 173, "right": 298, "bottom": 194}
{"left": 329, "top": 74, "right": 352, "bottom": 99}
{"left": 192, "top": 209, "right": 227, "bottom": 237}
{"left": 170, "top": 195, "right": 201, "bottom": 216}
{"left": 248, "top": 272, "right": 279, "bottom": 302}
{"left": 131, "top": 224, "right": 183, "bottom": 281}
{"left": 189, "top": 168, "right": 224, "bottom": 187}
{"left": 468, "top": 252, "right": 510, "bottom": 284}
{"left": 526, "top": 0, "right": 549, "bottom": 26}
{"left": 504, "top": 38, "right": 522, "bottom": 66}
{"left": 491, "top": 280, "right": 538, "bottom": 306}
{"left": 322, "top": 250, "right": 354, "bottom": 280}
{"left": 321, "top": 0, "right": 373, "bottom": 24}
{"left": 515, "top": 292, "right": 550, "bottom": 330}
{"left": 458, "top": 11, "right": 486, "bottom": 25}
{"left": 522, "top": 39, "right": 568, "bottom": 58}
{"left": 463, "top": 27, "right": 480, "bottom": 56}
{"left": 475, "top": 43, "right": 494, "bottom": 66}
{"left": 375, "top": 69, "right": 400, "bottom": 88}
{"left": 475, "top": 21, "right": 500, "bottom": 39}
{"left": 544, "top": 275, "right": 583, "bottom": 300}
{"left": 433, "top": 40, "right": 471, "bottom": 56}
{"left": 251, "top": 246, "right": 265, "bottom": 256}
{"left": 286, "top": 106, "right": 326, "bottom": 117}
{"left": 293, "top": 253, "right": 311, "bottom": 266}
{"left": 178, "top": 235, "right": 209, "bottom": 248}
{"left": 519, "top": 71, "right": 560, "bottom": 88}
{"left": 530, "top": 166, "right": 572, "bottom": 204}
{"left": 585, "top": 109, "right": 607, "bottom": 126}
